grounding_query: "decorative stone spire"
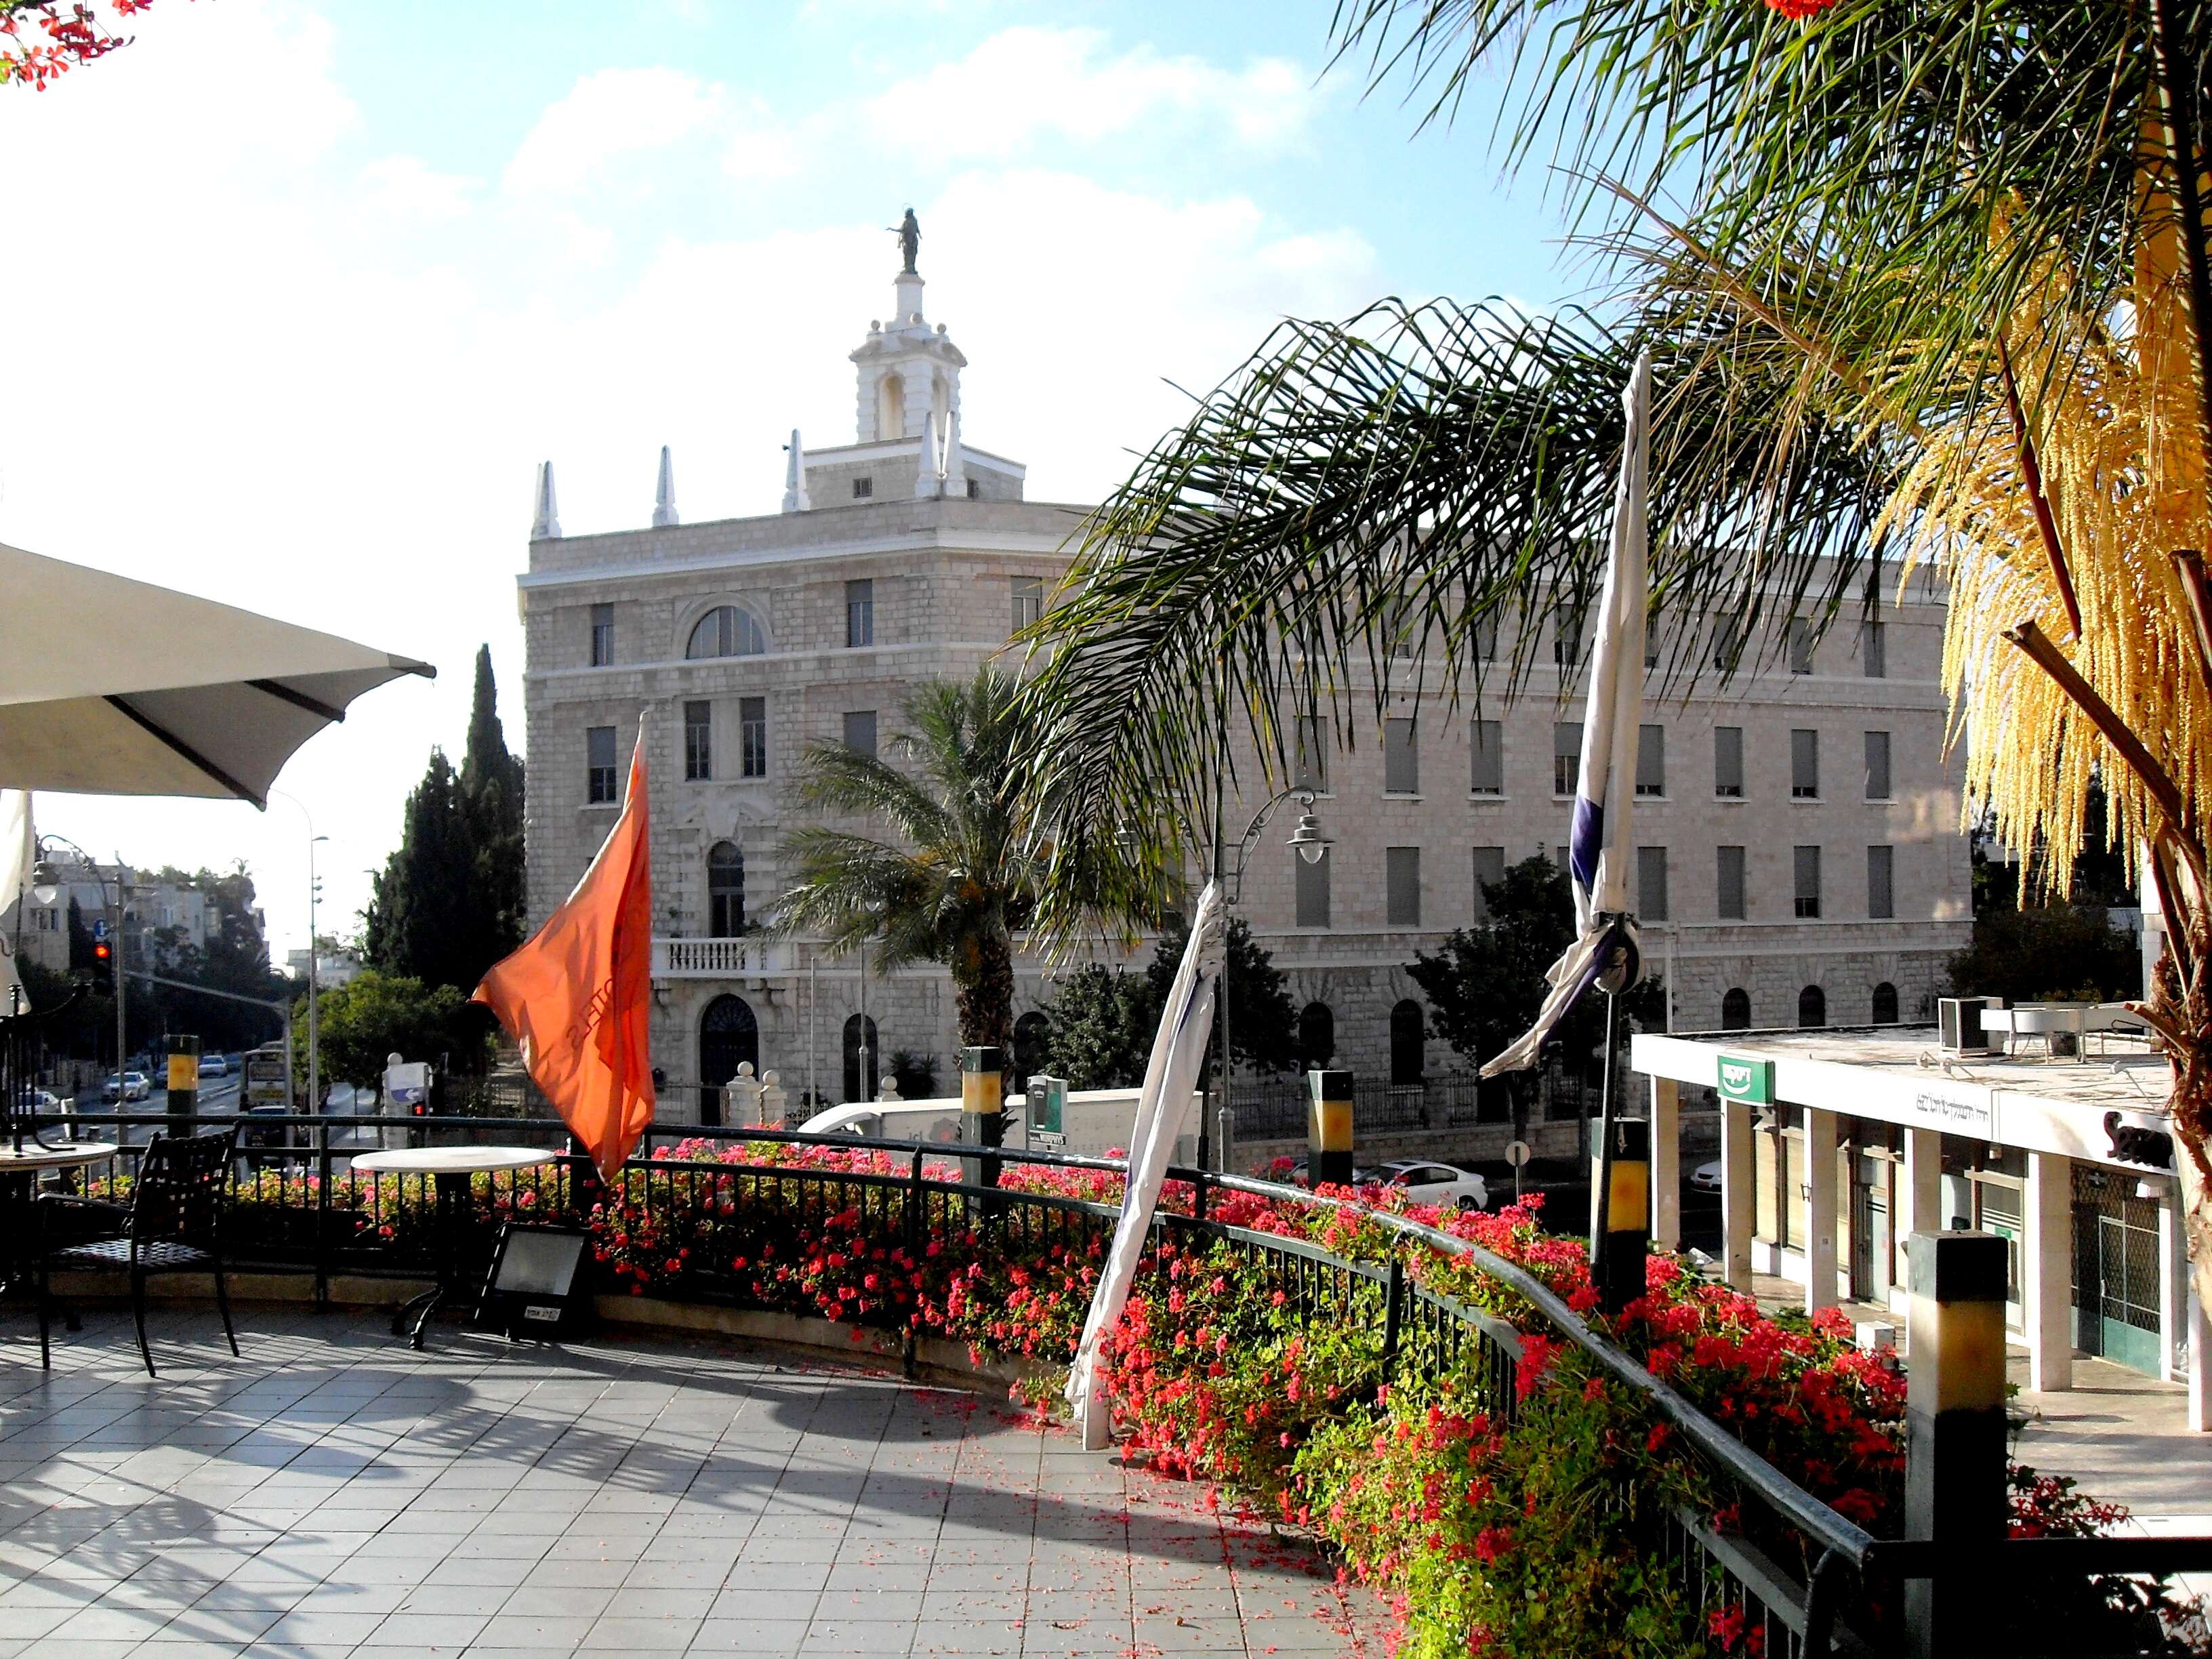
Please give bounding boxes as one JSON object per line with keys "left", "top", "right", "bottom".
{"left": 652, "top": 445, "right": 678, "bottom": 527}
{"left": 530, "top": 460, "right": 561, "bottom": 540}
{"left": 781, "top": 429, "right": 811, "bottom": 513}
{"left": 914, "top": 411, "right": 943, "bottom": 499}
{"left": 943, "top": 407, "right": 967, "bottom": 498}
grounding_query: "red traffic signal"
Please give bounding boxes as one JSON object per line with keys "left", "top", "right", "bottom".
{"left": 92, "top": 941, "right": 110, "bottom": 961}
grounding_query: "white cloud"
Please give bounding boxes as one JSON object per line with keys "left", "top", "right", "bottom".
{"left": 357, "top": 155, "right": 475, "bottom": 224}
{"left": 504, "top": 66, "right": 724, "bottom": 197}
{"left": 865, "top": 26, "right": 1319, "bottom": 159}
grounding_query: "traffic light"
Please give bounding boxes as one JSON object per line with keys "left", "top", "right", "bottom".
{"left": 92, "top": 941, "right": 110, "bottom": 962}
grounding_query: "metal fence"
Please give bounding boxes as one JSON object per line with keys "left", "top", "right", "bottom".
{"left": 7, "top": 1109, "right": 2205, "bottom": 1656}
{"left": 1225, "top": 1066, "right": 1596, "bottom": 1140}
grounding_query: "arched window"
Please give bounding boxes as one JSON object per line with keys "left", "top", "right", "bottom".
{"left": 686, "top": 605, "right": 766, "bottom": 660}
{"left": 1721, "top": 988, "right": 1752, "bottom": 1031}
{"left": 1871, "top": 981, "right": 1900, "bottom": 1025}
{"left": 878, "top": 371, "right": 904, "bottom": 438}
{"left": 1798, "top": 985, "right": 1827, "bottom": 1029}
{"left": 842, "top": 1013, "right": 880, "bottom": 1104}
{"left": 1389, "top": 1000, "right": 1425, "bottom": 1087}
{"left": 708, "top": 842, "right": 745, "bottom": 937}
{"left": 1012, "top": 1011, "right": 1051, "bottom": 1091}
{"left": 1298, "top": 1002, "right": 1335, "bottom": 1070}
{"left": 697, "top": 994, "right": 758, "bottom": 1128}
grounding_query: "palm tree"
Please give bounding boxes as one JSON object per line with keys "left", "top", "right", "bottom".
{"left": 770, "top": 666, "right": 1151, "bottom": 1056}
{"left": 1017, "top": 4, "right": 2212, "bottom": 1309}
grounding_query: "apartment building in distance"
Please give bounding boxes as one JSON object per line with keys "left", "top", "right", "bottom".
{"left": 516, "top": 234, "right": 1972, "bottom": 1124}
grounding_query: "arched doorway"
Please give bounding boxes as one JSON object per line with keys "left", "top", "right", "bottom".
{"left": 842, "top": 1013, "right": 880, "bottom": 1103}
{"left": 1012, "top": 1011, "right": 1051, "bottom": 1092}
{"left": 708, "top": 842, "right": 745, "bottom": 937}
{"left": 1871, "top": 981, "right": 1899, "bottom": 1024}
{"left": 1721, "top": 988, "right": 1751, "bottom": 1031}
{"left": 1389, "top": 1000, "right": 1425, "bottom": 1086}
{"left": 1798, "top": 985, "right": 1827, "bottom": 1029}
{"left": 698, "top": 994, "right": 758, "bottom": 1126}
{"left": 1298, "top": 1002, "right": 1335, "bottom": 1070}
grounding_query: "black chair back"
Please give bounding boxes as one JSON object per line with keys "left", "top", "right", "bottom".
{"left": 131, "top": 1126, "right": 236, "bottom": 1245}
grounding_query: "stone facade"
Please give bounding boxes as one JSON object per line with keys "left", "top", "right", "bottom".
{"left": 518, "top": 249, "right": 1972, "bottom": 1123}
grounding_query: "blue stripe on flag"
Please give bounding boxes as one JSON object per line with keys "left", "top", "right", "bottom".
{"left": 1569, "top": 794, "right": 1603, "bottom": 895}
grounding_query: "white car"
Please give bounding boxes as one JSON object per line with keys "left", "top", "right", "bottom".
{"left": 200, "top": 1054, "right": 231, "bottom": 1078}
{"left": 102, "top": 1071, "right": 152, "bottom": 1103}
{"left": 1691, "top": 1159, "right": 1723, "bottom": 1193}
{"left": 1380, "top": 1159, "right": 1489, "bottom": 1212}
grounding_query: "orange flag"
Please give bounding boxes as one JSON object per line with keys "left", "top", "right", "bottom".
{"left": 474, "top": 718, "right": 655, "bottom": 1180}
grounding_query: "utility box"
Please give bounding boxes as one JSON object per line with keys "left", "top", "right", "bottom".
{"left": 1938, "top": 996, "right": 1992, "bottom": 1053}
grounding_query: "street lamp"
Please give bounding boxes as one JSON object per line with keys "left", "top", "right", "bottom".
{"left": 29, "top": 836, "right": 127, "bottom": 1094}
{"left": 308, "top": 835, "right": 327, "bottom": 1115}
{"left": 1213, "top": 787, "right": 1332, "bottom": 1132}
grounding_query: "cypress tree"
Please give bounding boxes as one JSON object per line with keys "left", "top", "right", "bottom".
{"left": 459, "top": 644, "right": 527, "bottom": 975}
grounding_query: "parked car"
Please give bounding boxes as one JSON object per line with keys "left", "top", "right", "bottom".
{"left": 12, "top": 1084, "right": 68, "bottom": 1114}
{"left": 102, "top": 1071, "right": 151, "bottom": 1103}
{"left": 1380, "top": 1159, "right": 1490, "bottom": 1212}
{"left": 1286, "top": 1159, "right": 1384, "bottom": 1189}
{"left": 1691, "top": 1159, "right": 1723, "bottom": 1194}
{"left": 199, "top": 1053, "right": 232, "bottom": 1078}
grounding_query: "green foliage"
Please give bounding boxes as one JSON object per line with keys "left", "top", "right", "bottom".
{"left": 302, "top": 968, "right": 487, "bottom": 1091}
{"left": 365, "top": 644, "right": 527, "bottom": 994}
{"left": 1147, "top": 913, "right": 1297, "bottom": 1074}
{"left": 886, "top": 1049, "right": 939, "bottom": 1099}
{"left": 1408, "top": 856, "right": 1664, "bottom": 1097}
{"left": 773, "top": 666, "right": 1153, "bottom": 1051}
{"left": 1034, "top": 964, "right": 1156, "bottom": 1090}
{"left": 1948, "top": 902, "right": 2142, "bottom": 1007}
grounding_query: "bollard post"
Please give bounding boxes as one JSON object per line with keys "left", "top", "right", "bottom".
{"left": 1902, "top": 1229, "right": 2010, "bottom": 1659}
{"left": 960, "top": 1046, "right": 1004, "bottom": 1195}
{"left": 1593, "top": 1115, "right": 1650, "bottom": 1315}
{"left": 165, "top": 1033, "right": 200, "bottom": 1141}
{"left": 1306, "top": 1068, "right": 1354, "bottom": 1187}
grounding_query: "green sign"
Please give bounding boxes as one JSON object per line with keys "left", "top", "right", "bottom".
{"left": 1029, "top": 1074, "right": 1066, "bottom": 1137}
{"left": 1715, "top": 1053, "right": 1774, "bottom": 1106}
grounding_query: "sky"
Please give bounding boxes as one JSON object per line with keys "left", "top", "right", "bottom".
{"left": 3, "top": 0, "right": 1574, "bottom": 965}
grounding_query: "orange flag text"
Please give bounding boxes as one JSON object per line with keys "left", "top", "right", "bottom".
{"left": 474, "top": 718, "right": 655, "bottom": 1179}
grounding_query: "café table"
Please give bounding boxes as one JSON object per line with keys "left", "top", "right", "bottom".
{"left": 348, "top": 1145, "right": 557, "bottom": 1348}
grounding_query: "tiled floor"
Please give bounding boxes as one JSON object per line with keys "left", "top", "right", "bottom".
{"left": 0, "top": 1309, "right": 1389, "bottom": 1658}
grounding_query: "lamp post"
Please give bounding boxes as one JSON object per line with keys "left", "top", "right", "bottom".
{"left": 307, "top": 835, "right": 327, "bottom": 1115}
{"left": 29, "top": 836, "right": 125, "bottom": 1094}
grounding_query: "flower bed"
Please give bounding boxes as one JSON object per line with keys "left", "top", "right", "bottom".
{"left": 200, "top": 1140, "right": 2200, "bottom": 1656}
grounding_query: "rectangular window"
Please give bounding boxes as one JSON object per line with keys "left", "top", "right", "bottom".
{"left": 1469, "top": 719, "right": 1502, "bottom": 795}
{"left": 851, "top": 476, "right": 873, "bottom": 499}
{"left": 1713, "top": 617, "right": 1742, "bottom": 672}
{"left": 1868, "top": 844, "right": 1895, "bottom": 919}
{"left": 1715, "top": 726, "right": 1744, "bottom": 798}
{"left": 1791, "top": 729, "right": 1820, "bottom": 798}
{"left": 1637, "top": 846, "right": 1669, "bottom": 921}
{"left": 586, "top": 726, "right": 617, "bottom": 804}
{"left": 1717, "top": 846, "right": 1747, "bottom": 920}
{"left": 1384, "top": 718, "right": 1419, "bottom": 794}
{"left": 740, "top": 697, "right": 768, "bottom": 778}
{"left": 1471, "top": 846, "right": 1505, "bottom": 920}
{"left": 1864, "top": 730, "right": 1892, "bottom": 800}
{"left": 590, "top": 603, "right": 613, "bottom": 668}
{"left": 1862, "top": 617, "right": 1887, "bottom": 678}
{"left": 1385, "top": 846, "right": 1422, "bottom": 927}
{"left": 1794, "top": 845, "right": 1822, "bottom": 918}
{"left": 1555, "top": 844, "right": 1569, "bottom": 872}
{"left": 1788, "top": 618, "right": 1815, "bottom": 674}
{"left": 1010, "top": 577, "right": 1044, "bottom": 634}
{"left": 1553, "top": 722, "right": 1581, "bottom": 796}
{"left": 1553, "top": 614, "right": 1580, "bottom": 667}
{"left": 683, "top": 700, "right": 712, "bottom": 782}
{"left": 1294, "top": 847, "right": 1331, "bottom": 928}
{"left": 1296, "top": 714, "right": 1330, "bottom": 793}
{"left": 1635, "top": 724, "right": 1665, "bottom": 797}
{"left": 842, "top": 710, "right": 878, "bottom": 758}
{"left": 845, "top": 579, "right": 874, "bottom": 648}
{"left": 1473, "top": 613, "right": 1499, "bottom": 660}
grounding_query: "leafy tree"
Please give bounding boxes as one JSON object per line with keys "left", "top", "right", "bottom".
{"left": 771, "top": 667, "right": 1148, "bottom": 1052}
{"left": 1034, "top": 964, "right": 1157, "bottom": 1090}
{"left": 364, "top": 646, "right": 528, "bottom": 995}
{"left": 1408, "top": 857, "right": 1664, "bottom": 1112}
{"left": 1948, "top": 905, "right": 2142, "bottom": 1008}
{"left": 302, "top": 969, "right": 487, "bottom": 1094}
{"left": 1145, "top": 914, "right": 1298, "bottom": 1076}
{"left": 886, "top": 1050, "right": 940, "bottom": 1099}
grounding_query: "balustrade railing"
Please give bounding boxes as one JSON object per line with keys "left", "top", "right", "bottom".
{"left": 12, "top": 1108, "right": 2207, "bottom": 1657}
{"left": 650, "top": 936, "right": 783, "bottom": 977}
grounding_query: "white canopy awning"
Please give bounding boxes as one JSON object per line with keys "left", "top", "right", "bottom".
{"left": 0, "top": 542, "right": 433, "bottom": 808}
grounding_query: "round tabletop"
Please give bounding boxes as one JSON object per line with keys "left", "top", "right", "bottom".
{"left": 0, "top": 1140, "right": 119, "bottom": 1172}
{"left": 350, "top": 1145, "right": 557, "bottom": 1176}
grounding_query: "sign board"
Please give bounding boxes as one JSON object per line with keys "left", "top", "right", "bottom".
{"left": 1716, "top": 1054, "right": 1775, "bottom": 1106}
{"left": 385, "top": 1061, "right": 430, "bottom": 1111}
{"left": 1504, "top": 1139, "right": 1532, "bottom": 1168}
{"left": 91, "top": 918, "right": 108, "bottom": 941}
{"left": 1028, "top": 1074, "right": 1066, "bottom": 1138}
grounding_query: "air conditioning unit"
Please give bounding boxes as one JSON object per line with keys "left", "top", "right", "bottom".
{"left": 1938, "top": 996, "right": 1992, "bottom": 1054}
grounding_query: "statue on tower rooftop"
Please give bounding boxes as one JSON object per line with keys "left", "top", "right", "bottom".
{"left": 891, "top": 207, "right": 920, "bottom": 275}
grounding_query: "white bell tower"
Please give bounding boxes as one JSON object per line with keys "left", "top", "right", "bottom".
{"left": 849, "top": 221, "right": 968, "bottom": 498}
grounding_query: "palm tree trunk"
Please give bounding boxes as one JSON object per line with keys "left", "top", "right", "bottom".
{"left": 954, "top": 931, "right": 1015, "bottom": 1054}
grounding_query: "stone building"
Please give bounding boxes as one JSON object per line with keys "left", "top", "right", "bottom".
{"left": 516, "top": 237, "right": 1972, "bottom": 1124}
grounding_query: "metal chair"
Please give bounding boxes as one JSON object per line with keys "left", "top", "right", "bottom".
{"left": 35, "top": 1125, "right": 240, "bottom": 1376}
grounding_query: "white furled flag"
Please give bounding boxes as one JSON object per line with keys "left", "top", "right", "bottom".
{"left": 1481, "top": 348, "right": 1652, "bottom": 1078}
{"left": 0, "top": 791, "right": 33, "bottom": 1013}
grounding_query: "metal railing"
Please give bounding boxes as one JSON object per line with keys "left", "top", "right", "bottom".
{"left": 1225, "top": 1068, "right": 1594, "bottom": 1139}
{"left": 12, "top": 1109, "right": 2207, "bottom": 1657}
